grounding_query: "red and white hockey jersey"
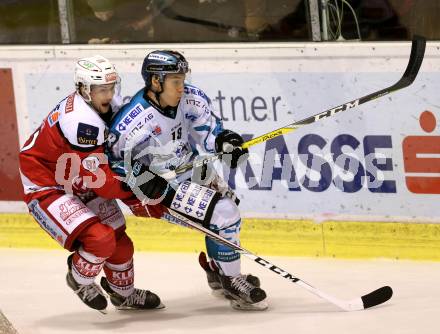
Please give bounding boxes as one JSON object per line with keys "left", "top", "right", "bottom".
{"left": 19, "top": 92, "right": 131, "bottom": 200}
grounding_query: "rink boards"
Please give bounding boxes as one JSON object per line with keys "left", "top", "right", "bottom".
{"left": 0, "top": 42, "right": 440, "bottom": 260}
{"left": 1, "top": 214, "right": 439, "bottom": 261}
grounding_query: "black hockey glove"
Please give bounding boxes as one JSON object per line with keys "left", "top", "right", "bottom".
{"left": 125, "top": 159, "right": 174, "bottom": 205}
{"left": 215, "top": 129, "right": 249, "bottom": 169}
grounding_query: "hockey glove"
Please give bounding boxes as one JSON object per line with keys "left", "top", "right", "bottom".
{"left": 122, "top": 196, "right": 169, "bottom": 219}
{"left": 215, "top": 129, "right": 249, "bottom": 169}
{"left": 126, "top": 159, "right": 174, "bottom": 205}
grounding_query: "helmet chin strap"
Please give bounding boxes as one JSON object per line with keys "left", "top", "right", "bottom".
{"left": 154, "top": 81, "right": 164, "bottom": 108}
{"left": 77, "top": 84, "right": 92, "bottom": 103}
{"left": 82, "top": 91, "right": 92, "bottom": 103}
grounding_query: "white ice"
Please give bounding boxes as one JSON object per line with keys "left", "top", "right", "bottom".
{"left": 0, "top": 249, "right": 439, "bottom": 334}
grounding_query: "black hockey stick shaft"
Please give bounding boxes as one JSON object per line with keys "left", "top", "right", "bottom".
{"left": 162, "top": 209, "right": 393, "bottom": 311}
{"left": 161, "top": 6, "right": 246, "bottom": 33}
{"left": 175, "top": 35, "right": 426, "bottom": 174}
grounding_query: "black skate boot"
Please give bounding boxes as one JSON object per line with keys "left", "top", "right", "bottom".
{"left": 100, "top": 277, "right": 164, "bottom": 310}
{"left": 199, "top": 252, "right": 260, "bottom": 294}
{"left": 66, "top": 254, "right": 107, "bottom": 313}
{"left": 219, "top": 274, "right": 268, "bottom": 311}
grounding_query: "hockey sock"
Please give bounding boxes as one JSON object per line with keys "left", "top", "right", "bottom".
{"left": 206, "top": 219, "right": 241, "bottom": 277}
{"left": 71, "top": 247, "right": 106, "bottom": 285}
{"left": 103, "top": 259, "right": 134, "bottom": 297}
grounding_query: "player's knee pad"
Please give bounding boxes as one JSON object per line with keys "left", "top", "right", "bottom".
{"left": 210, "top": 197, "right": 241, "bottom": 230}
{"left": 104, "top": 232, "right": 135, "bottom": 296}
{"left": 107, "top": 232, "right": 134, "bottom": 264}
{"left": 205, "top": 197, "right": 241, "bottom": 263}
{"left": 77, "top": 222, "right": 117, "bottom": 259}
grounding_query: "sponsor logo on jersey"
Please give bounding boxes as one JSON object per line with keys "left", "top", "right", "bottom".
{"left": 48, "top": 103, "right": 61, "bottom": 127}
{"left": 77, "top": 122, "right": 99, "bottom": 146}
{"left": 87, "top": 198, "right": 124, "bottom": 229}
{"left": 117, "top": 104, "right": 154, "bottom": 134}
{"left": 28, "top": 199, "right": 67, "bottom": 245}
{"left": 184, "top": 86, "right": 209, "bottom": 103}
{"left": 47, "top": 196, "right": 95, "bottom": 233}
{"left": 174, "top": 141, "right": 188, "bottom": 158}
{"left": 153, "top": 125, "right": 161, "bottom": 135}
{"left": 48, "top": 111, "right": 59, "bottom": 126}
{"left": 171, "top": 181, "right": 216, "bottom": 221}
{"left": 65, "top": 93, "right": 75, "bottom": 113}
{"left": 105, "top": 72, "right": 117, "bottom": 83}
{"left": 58, "top": 199, "right": 90, "bottom": 224}
{"left": 120, "top": 103, "right": 147, "bottom": 128}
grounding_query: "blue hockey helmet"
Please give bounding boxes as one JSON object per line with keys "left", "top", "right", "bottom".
{"left": 141, "top": 50, "right": 189, "bottom": 89}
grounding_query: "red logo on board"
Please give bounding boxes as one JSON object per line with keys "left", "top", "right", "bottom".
{"left": 402, "top": 110, "right": 440, "bottom": 193}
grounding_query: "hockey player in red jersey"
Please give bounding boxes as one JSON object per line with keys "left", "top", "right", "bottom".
{"left": 19, "top": 55, "right": 163, "bottom": 312}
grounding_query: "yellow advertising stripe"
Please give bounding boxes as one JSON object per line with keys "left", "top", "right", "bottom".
{"left": 0, "top": 214, "right": 439, "bottom": 261}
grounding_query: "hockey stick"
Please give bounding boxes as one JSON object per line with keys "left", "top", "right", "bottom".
{"left": 175, "top": 35, "right": 426, "bottom": 174}
{"left": 161, "top": 6, "right": 246, "bottom": 34}
{"left": 161, "top": 208, "right": 393, "bottom": 311}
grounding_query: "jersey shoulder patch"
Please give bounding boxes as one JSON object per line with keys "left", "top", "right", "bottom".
{"left": 58, "top": 94, "right": 106, "bottom": 148}
{"left": 46, "top": 92, "right": 76, "bottom": 127}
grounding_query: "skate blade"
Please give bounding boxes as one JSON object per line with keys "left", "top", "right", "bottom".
{"left": 97, "top": 309, "right": 108, "bottom": 315}
{"left": 115, "top": 302, "right": 166, "bottom": 311}
{"left": 230, "top": 299, "right": 268, "bottom": 311}
{"left": 211, "top": 289, "right": 227, "bottom": 299}
{"left": 211, "top": 289, "right": 238, "bottom": 301}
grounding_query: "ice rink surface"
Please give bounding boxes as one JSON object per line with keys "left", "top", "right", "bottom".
{"left": 0, "top": 249, "right": 439, "bottom": 334}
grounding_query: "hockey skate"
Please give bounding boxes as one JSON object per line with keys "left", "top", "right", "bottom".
{"left": 199, "top": 252, "right": 268, "bottom": 310}
{"left": 219, "top": 274, "right": 268, "bottom": 311}
{"left": 66, "top": 254, "right": 108, "bottom": 313}
{"left": 199, "top": 251, "right": 260, "bottom": 295}
{"left": 100, "top": 277, "right": 164, "bottom": 310}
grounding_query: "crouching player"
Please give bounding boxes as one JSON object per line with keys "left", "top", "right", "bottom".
{"left": 19, "top": 55, "right": 163, "bottom": 312}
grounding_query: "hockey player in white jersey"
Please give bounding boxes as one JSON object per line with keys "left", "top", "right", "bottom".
{"left": 107, "top": 50, "right": 268, "bottom": 310}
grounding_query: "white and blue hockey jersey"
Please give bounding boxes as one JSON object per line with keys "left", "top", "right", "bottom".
{"left": 107, "top": 84, "right": 223, "bottom": 179}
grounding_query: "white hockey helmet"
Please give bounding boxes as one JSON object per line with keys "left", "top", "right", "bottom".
{"left": 74, "top": 55, "right": 119, "bottom": 101}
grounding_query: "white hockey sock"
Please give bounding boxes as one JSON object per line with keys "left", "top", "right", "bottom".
{"left": 216, "top": 258, "right": 241, "bottom": 277}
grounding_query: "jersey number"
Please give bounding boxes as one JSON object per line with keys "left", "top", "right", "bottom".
{"left": 172, "top": 127, "right": 182, "bottom": 140}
